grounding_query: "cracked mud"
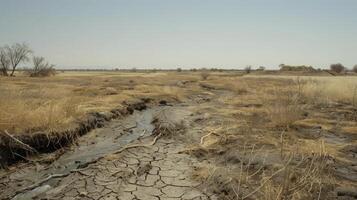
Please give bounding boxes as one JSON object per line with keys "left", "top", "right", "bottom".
{"left": 0, "top": 103, "right": 217, "bottom": 200}
{"left": 15, "top": 139, "right": 213, "bottom": 200}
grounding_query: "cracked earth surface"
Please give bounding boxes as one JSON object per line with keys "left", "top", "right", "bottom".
{"left": 0, "top": 99, "right": 217, "bottom": 200}
{"left": 32, "top": 138, "right": 214, "bottom": 200}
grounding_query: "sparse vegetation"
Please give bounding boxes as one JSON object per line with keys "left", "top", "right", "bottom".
{"left": 1, "top": 71, "right": 356, "bottom": 200}
{"left": 26, "top": 56, "right": 56, "bottom": 77}
{"left": 265, "top": 88, "right": 304, "bottom": 129}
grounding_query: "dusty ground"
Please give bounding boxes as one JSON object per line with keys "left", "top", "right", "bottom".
{"left": 0, "top": 71, "right": 357, "bottom": 199}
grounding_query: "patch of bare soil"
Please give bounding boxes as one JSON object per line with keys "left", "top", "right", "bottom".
{"left": 10, "top": 138, "right": 214, "bottom": 200}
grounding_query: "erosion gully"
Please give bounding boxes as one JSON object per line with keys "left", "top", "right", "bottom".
{"left": 2, "top": 106, "right": 165, "bottom": 199}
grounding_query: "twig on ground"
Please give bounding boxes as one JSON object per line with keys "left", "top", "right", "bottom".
{"left": 200, "top": 127, "right": 222, "bottom": 145}
{"left": 114, "top": 132, "right": 162, "bottom": 154}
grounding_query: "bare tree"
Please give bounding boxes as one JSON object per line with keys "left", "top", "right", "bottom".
{"left": 0, "top": 47, "right": 10, "bottom": 76}
{"left": 4, "top": 43, "right": 32, "bottom": 76}
{"left": 27, "top": 56, "right": 56, "bottom": 77}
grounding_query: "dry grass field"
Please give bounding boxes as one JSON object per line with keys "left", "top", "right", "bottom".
{"left": 1, "top": 71, "right": 357, "bottom": 199}
{"left": 0, "top": 71, "right": 197, "bottom": 134}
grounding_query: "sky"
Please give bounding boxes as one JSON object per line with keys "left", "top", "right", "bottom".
{"left": 0, "top": 0, "right": 356, "bottom": 69}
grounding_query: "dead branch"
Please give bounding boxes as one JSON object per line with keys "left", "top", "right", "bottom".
{"left": 1, "top": 130, "right": 38, "bottom": 153}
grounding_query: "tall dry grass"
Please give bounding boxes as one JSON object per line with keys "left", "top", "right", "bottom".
{"left": 0, "top": 85, "right": 86, "bottom": 134}
{"left": 188, "top": 75, "right": 351, "bottom": 200}
{"left": 0, "top": 72, "right": 197, "bottom": 135}
{"left": 301, "top": 77, "right": 357, "bottom": 105}
{"left": 246, "top": 75, "right": 357, "bottom": 105}
{"left": 258, "top": 76, "right": 357, "bottom": 128}
{"left": 264, "top": 88, "right": 305, "bottom": 129}
{"left": 193, "top": 141, "right": 334, "bottom": 200}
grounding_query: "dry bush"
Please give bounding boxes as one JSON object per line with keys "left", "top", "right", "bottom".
{"left": 201, "top": 72, "right": 210, "bottom": 80}
{"left": 26, "top": 56, "right": 56, "bottom": 77}
{"left": 265, "top": 88, "right": 305, "bottom": 129}
{"left": 330, "top": 63, "right": 345, "bottom": 73}
{"left": 245, "top": 66, "right": 252, "bottom": 74}
{"left": 152, "top": 108, "right": 185, "bottom": 137}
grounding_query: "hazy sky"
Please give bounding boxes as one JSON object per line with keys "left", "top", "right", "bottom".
{"left": 0, "top": 0, "right": 356, "bottom": 69}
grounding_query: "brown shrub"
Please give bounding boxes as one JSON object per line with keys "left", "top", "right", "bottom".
{"left": 330, "top": 63, "right": 345, "bottom": 73}
{"left": 26, "top": 56, "right": 56, "bottom": 77}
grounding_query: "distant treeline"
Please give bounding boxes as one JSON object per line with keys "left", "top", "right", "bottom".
{"left": 279, "top": 63, "right": 357, "bottom": 74}
{"left": 35, "top": 68, "right": 246, "bottom": 72}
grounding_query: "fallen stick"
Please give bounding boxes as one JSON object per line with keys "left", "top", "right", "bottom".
{"left": 1, "top": 130, "right": 38, "bottom": 153}
{"left": 123, "top": 123, "right": 138, "bottom": 131}
{"left": 200, "top": 127, "right": 222, "bottom": 145}
{"left": 114, "top": 133, "right": 162, "bottom": 154}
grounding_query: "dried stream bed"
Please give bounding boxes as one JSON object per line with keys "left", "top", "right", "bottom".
{"left": 0, "top": 103, "right": 216, "bottom": 200}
